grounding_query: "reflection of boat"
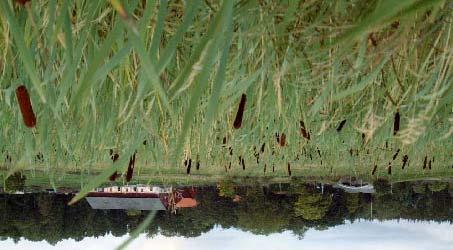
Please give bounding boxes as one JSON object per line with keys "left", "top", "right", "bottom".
{"left": 334, "top": 177, "right": 375, "bottom": 193}
{"left": 85, "top": 185, "right": 197, "bottom": 211}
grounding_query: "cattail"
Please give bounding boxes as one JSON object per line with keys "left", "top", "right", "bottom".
{"left": 287, "top": 163, "right": 291, "bottom": 176}
{"left": 264, "top": 164, "right": 267, "bottom": 173}
{"left": 393, "top": 111, "right": 400, "bottom": 135}
{"left": 361, "top": 133, "right": 366, "bottom": 144}
{"left": 229, "top": 147, "right": 233, "bottom": 156}
{"left": 402, "top": 155, "right": 408, "bottom": 169}
{"left": 184, "top": 159, "right": 188, "bottom": 167}
{"left": 387, "top": 162, "right": 392, "bottom": 175}
{"left": 336, "top": 119, "right": 347, "bottom": 132}
{"left": 15, "top": 0, "right": 31, "bottom": 5}
{"left": 186, "top": 158, "right": 192, "bottom": 174}
{"left": 300, "top": 120, "right": 310, "bottom": 140}
{"left": 317, "top": 148, "right": 321, "bottom": 158}
{"left": 126, "top": 153, "right": 136, "bottom": 182}
{"left": 428, "top": 159, "right": 432, "bottom": 170}
{"left": 143, "top": 140, "right": 147, "bottom": 145}
{"left": 109, "top": 150, "right": 119, "bottom": 162}
{"left": 371, "top": 164, "right": 377, "bottom": 175}
{"left": 228, "top": 162, "right": 231, "bottom": 169}
{"left": 423, "top": 156, "right": 427, "bottom": 169}
{"left": 222, "top": 136, "right": 227, "bottom": 145}
{"left": 241, "top": 158, "right": 245, "bottom": 170}
{"left": 16, "top": 85, "right": 36, "bottom": 128}
{"left": 275, "top": 133, "right": 280, "bottom": 144}
{"left": 280, "top": 133, "right": 286, "bottom": 147}
{"left": 196, "top": 157, "right": 200, "bottom": 170}
{"left": 109, "top": 172, "right": 118, "bottom": 181}
{"left": 260, "top": 143, "right": 265, "bottom": 153}
{"left": 35, "top": 152, "right": 44, "bottom": 163}
{"left": 309, "top": 154, "right": 312, "bottom": 160}
{"left": 233, "top": 94, "right": 247, "bottom": 129}
{"left": 392, "top": 149, "right": 400, "bottom": 160}
{"left": 272, "top": 164, "right": 275, "bottom": 172}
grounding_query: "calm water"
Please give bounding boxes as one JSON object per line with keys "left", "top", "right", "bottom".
{"left": 1, "top": 179, "right": 452, "bottom": 250}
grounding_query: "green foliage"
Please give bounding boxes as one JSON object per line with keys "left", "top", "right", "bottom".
{"left": 4, "top": 172, "right": 26, "bottom": 192}
{"left": 294, "top": 186, "right": 333, "bottom": 221}
{"left": 427, "top": 182, "right": 448, "bottom": 192}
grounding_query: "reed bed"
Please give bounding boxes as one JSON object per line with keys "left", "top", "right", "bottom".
{"left": 0, "top": 0, "right": 452, "bottom": 201}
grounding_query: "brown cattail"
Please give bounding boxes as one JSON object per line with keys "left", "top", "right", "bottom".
{"left": 228, "top": 162, "right": 231, "bottom": 169}
{"left": 392, "top": 149, "right": 400, "bottom": 160}
{"left": 272, "top": 164, "right": 275, "bottom": 172}
{"left": 196, "top": 156, "right": 200, "bottom": 170}
{"left": 336, "top": 119, "right": 347, "bottom": 132}
{"left": 387, "top": 162, "right": 392, "bottom": 175}
{"left": 300, "top": 120, "right": 310, "bottom": 140}
{"left": 16, "top": 85, "right": 36, "bottom": 128}
{"left": 260, "top": 143, "right": 265, "bottom": 153}
{"left": 393, "top": 111, "right": 400, "bottom": 135}
{"left": 126, "top": 152, "right": 136, "bottom": 182}
{"left": 186, "top": 158, "right": 192, "bottom": 174}
{"left": 428, "top": 159, "right": 432, "bottom": 170}
{"left": 423, "top": 156, "right": 427, "bottom": 169}
{"left": 110, "top": 150, "right": 119, "bottom": 162}
{"left": 109, "top": 150, "right": 119, "bottom": 181}
{"left": 287, "top": 162, "right": 291, "bottom": 176}
{"left": 233, "top": 94, "right": 247, "bottom": 129}
{"left": 279, "top": 133, "right": 286, "bottom": 147}
{"left": 109, "top": 172, "right": 118, "bottom": 181}
{"left": 264, "top": 164, "right": 267, "bottom": 173}
{"left": 371, "top": 164, "right": 377, "bottom": 175}
{"left": 15, "top": 0, "right": 31, "bottom": 5}
{"left": 241, "top": 158, "right": 245, "bottom": 170}
{"left": 402, "top": 155, "right": 408, "bottom": 169}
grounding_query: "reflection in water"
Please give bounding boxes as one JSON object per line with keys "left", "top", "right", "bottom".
{"left": 0, "top": 179, "right": 452, "bottom": 248}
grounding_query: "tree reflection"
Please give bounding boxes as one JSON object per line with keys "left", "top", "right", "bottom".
{"left": 0, "top": 180, "right": 450, "bottom": 244}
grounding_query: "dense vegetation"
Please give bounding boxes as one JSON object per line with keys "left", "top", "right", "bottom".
{"left": 0, "top": 0, "right": 452, "bottom": 219}
{"left": 0, "top": 180, "right": 452, "bottom": 245}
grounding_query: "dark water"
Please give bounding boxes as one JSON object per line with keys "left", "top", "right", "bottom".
{"left": 0, "top": 179, "right": 452, "bottom": 250}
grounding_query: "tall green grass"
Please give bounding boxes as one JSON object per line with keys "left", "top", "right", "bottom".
{"left": 0, "top": 0, "right": 451, "bottom": 191}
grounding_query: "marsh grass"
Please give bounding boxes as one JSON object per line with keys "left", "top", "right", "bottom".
{"left": 0, "top": 0, "right": 452, "bottom": 210}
